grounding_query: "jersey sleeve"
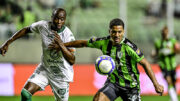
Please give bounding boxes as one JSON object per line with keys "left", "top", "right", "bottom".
{"left": 87, "top": 37, "right": 103, "bottom": 49}
{"left": 64, "top": 27, "right": 76, "bottom": 52}
{"left": 126, "top": 45, "right": 144, "bottom": 62}
{"left": 64, "top": 27, "right": 75, "bottom": 42}
{"left": 29, "top": 21, "right": 44, "bottom": 34}
{"left": 171, "top": 38, "right": 177, "bottom": 44}
{"left": 154, "top": 39, "right": 161, "bottom": 50}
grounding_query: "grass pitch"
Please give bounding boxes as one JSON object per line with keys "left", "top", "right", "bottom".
{"left": 0, "top": 95, "right": 179, "bottom": 101}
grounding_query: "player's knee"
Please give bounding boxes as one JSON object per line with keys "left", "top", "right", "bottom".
{"left": 21, "top": 88, "right": 32, "bottom": 101}
{"left": 166, "top": 76, "right": 173, "bottom": 85}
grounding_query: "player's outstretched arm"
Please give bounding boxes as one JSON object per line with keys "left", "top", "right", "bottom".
{"left": 0, "top": 27, "right": 31, "bottom": 56}
{"left": 64, "top": 40, "right": 88, "bottom": 48}
{"left": 174, "top": 42, "right": 180, "bottom": 54}
{"left": 49, "top": 38, "right": 88, "bottom": 50}
{"left": 50, "top": 32, "right": 76, "bottom": 65}
{"left": 139, "top": 58, "right": 164, "bottom": 95}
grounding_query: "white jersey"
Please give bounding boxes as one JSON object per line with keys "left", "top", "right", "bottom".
{"left": 30, "top": 20, "right": 75, "bottom": 82}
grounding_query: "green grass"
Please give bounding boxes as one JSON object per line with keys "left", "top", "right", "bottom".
{"left": 0, "top": 95, "right": 180, "bottom": 101}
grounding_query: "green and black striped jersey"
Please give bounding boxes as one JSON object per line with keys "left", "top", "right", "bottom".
{"left": 87, "top": 36, "right": 144, "bottom": 88}
{"left": 154, "top": 38, "right": 177, "bottom": 71}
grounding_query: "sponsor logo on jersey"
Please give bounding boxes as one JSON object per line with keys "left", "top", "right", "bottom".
{"left": 136, "top": 49, "right": 141, "bottom": 55}
{"left": 117, "top": 51, "right": 123, "bottom": 59}
{"left": 50, "top": 50, "right": 60, "bottom": 59}
{"left": 58, "top": 88, "right": 66, "bottom": 97}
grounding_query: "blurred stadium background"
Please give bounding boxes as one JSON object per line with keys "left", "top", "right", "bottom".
{"left": 0, "top": 0, "right": 180, "bottom": 101}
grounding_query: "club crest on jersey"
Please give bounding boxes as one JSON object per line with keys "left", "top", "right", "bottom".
{"left": 136, "top": 49, "right": 141, "bottom": 55}
{"left": 117, "top": 51, "right": 123, "bottom": 59}
{"left": 90, "top": 37, "right": 97, "bottom": 43}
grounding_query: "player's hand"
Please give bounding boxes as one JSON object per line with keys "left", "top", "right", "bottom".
{"left": 0, "top": 43, "right": 9, "bottom": 56}
{"left": 154, "top": 84, "right": 164, "bottom": 96}
{"left": 48, "top": 31, "right": 63, "bottom": 51}
{"left": 48, "top": 41, "right": 59, "bottom": 50}
{"left": 52, "top": 31, "right": 63, "bottom": 45}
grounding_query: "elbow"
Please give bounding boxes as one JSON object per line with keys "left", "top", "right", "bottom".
{"left": 69, "top": 57, "right": 75, "bottom": 65}
{"left": 69, "top": 60, "right": 75, "bottom": 65}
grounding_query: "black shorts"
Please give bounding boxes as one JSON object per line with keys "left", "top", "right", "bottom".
{"left": 161, "top": 68, "right": 176, "bottom": 83}
{"left": 98, "top": 82, "right": 141, "bottom": 101}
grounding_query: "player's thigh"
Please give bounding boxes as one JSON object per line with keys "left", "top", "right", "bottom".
{"left": 49, "top": 80, "right": 69, "bottom": 101}
{"left": 121, "top": 88, "right": 141, "bottom": 101}
{"left": 170, "top": 70, "right": 176, "bottom": 82}
{"left": 165, "top": 75, "right": 173, "bottom": 85}
{"left": 93, "top": 92, "right": 110, "bottom": 101}
{"left": 94, "top": 82, "right": 119, "bottom": 101}
{"left": 24, "top": 66, "right": 49, "bottom": 94}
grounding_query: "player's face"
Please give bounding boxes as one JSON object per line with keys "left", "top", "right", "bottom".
{"left": 109, "top": 25, "right": 124, "bottom": 45}
{"left": 52, "top": 11, "right": 66, "bottom": 30}
{"left": 161, "top": 28, "right": 168, "bottom": 39}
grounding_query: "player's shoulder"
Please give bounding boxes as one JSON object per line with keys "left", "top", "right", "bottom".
{"left": 89, "top": 36, "right": 110, "bottom": 43}
{"left": 64, "top": 26, "right": 72, "bottom": 33}
{"left": 123, "top": 38, "right": 138, "bottom": 50}
{"left": 169, "top": 37, "right": 177, "bottom": 42}
{"left": 63, "top": 26, "right": 74, "bottom": 37}
{"left": 154, "top": 38, "right": 161, "bottom": 44}
{"left": 34, "top": 20, "right": 48, "bottom": 25}
{"left": 31, "top": 20, "right": 48, "bottom": 27}
{"left": 123, "top": 38, "right": 143, "bottom": 56}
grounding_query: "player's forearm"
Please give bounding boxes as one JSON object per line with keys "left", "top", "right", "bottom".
{"left": 141, "top": 60, "right": 159, "bottom": 86}
{"left": 58, "top": 43, "right": 75, "bottom": 65}
{"left": 64, "top": 40, "right": 88, "bottom": 48}
{"left": 5, "top": 27, "right": 30, "bottom": 45}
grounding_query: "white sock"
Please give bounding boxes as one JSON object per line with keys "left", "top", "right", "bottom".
{"left": 168, "top": 87, "right": 178, "bottom": 101}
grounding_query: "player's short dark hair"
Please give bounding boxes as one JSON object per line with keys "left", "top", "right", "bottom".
{"left": 109, "top": 18, "right": 124, "bottom": 29}
{"left": 52, "top": 8, "right": 66, "bottom": 17}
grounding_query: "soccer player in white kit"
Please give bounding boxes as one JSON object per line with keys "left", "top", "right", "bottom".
{"left": 0, "top": 8, "right": 76, "bottom": 101}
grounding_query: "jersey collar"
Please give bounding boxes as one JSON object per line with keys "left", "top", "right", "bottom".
{"left": 120, "top": 37, "right": 125, "bottom": 44}
{"left": 57, "top": 25, "right": 65, "bottom": 33}
{"left": 49, "top": 22, "right": 65, "bottom": 33}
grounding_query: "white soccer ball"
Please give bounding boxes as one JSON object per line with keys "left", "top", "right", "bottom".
{"left": 95, "top": 55, "right": 115, "bottom": 75}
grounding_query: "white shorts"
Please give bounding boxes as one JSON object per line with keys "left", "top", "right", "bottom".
{"left": 26, "top": 64, "right": 70, "bottom": 101}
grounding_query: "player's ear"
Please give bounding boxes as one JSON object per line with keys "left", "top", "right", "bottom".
{"left": 109, "top": 29, "right": 111, "bottom": 35}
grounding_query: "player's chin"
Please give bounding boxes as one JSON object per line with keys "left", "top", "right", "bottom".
{"left": 55, "top": 25, "right": 62, "bottom": 29}
{"left": 112, "top": 39, "right": 120, "bottom": 44}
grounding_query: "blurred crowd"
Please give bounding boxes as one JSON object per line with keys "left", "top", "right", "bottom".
{"left": 145, "top": 0, "right": 180, "bottom": 18}
{"left": 0, "top": 0, "right": 180, "bottom": 40}
{"left": 0, "top": 0, "right": 101, "bottom": 40}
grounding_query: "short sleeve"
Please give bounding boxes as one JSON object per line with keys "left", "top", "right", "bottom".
{"left": 126, "top": 46, "right": 144, "bottom": 62}
{"left": 64, "top": 27, "right": 75, "bottom": 43}
{"left": 154, "top": 40, "right": 161, "bottom": 50}
{"left": 64, "top": 27, "right": 76, "bottom": 52}
{"left": 87, "top": 37, "right": 103, "bottom": 49}
{"left": 171, "top": 38, "right": 177, "bottom": 44}
{"left": 29, "top": 21, "right": 44, "bottom": 34}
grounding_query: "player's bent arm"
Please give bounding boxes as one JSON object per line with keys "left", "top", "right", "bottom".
{"left": 57, "top": 43, "right": 75, "bottom": 65}
{"left": 3, "top": 27, "right": 31, "bottom": 46}
{"left": 151, "top": 49, "right": 157, "bottom": 58}
{"left": 64, "top": 40, "right": 88, "bottom": 48}
{"left": 139, "top": 58, "right": 164, "bottom": 95}
{"left": 174, "top": 42, "right": 180, "bottom": 53}
{"left": 0, "top": 27, "right": 31, "bottom": 56}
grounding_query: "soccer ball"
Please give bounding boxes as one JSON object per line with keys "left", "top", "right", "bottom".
{"left": 95, "top": 55, "right": 115, "bottom": 75}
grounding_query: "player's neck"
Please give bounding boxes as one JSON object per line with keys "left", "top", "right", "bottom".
{"left": 162, "top": 37, "right": 168, "bottom": 41}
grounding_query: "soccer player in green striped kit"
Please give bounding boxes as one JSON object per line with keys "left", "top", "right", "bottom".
{"left": 152, "top": 26, "right": 180, "bottom": 101}
{"left": 49, "top": 18, "right": 164, "bottom": 101}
